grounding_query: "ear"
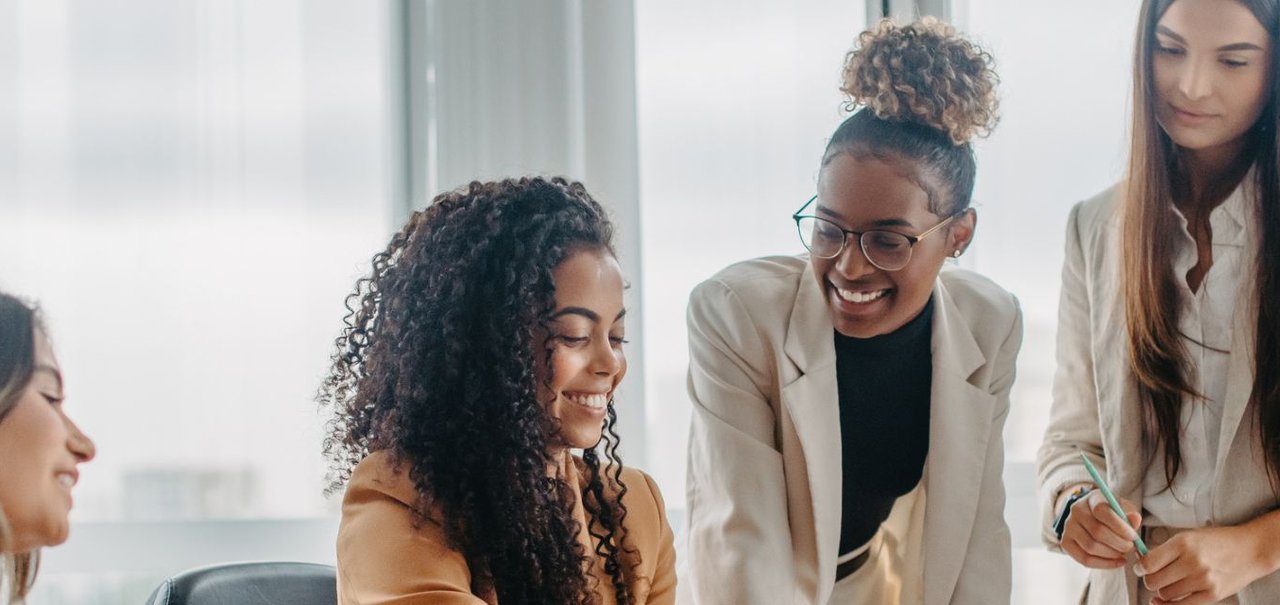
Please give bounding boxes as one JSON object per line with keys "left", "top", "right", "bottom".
{"left": 948, "top": 208, "right": 976, "bottom": 256}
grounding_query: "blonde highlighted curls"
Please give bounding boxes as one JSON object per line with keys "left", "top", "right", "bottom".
{"left": 841, "top": 17, "right": 999, "bottom": 145}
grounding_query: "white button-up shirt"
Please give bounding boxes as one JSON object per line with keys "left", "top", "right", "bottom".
{"left": 1142, "top": 180, "right": 1255, "bottom": 529}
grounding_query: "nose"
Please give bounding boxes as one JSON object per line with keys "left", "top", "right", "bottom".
{"left": 591, "top": 337, "right": 624, "bottom": 379}
{"left": 833, "top": 236, "right": 878, "bottom": 278}
{"left": 65, "top": 416, "right": 96, "bottom": 463}
{"left": 1177, "top": 58, "right": 1211, "bottom": 102}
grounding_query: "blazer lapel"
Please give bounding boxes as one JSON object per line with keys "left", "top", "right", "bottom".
{"left": 922, "top": 278, "right": 997, "bottom": 604}
{"left": 781, "top": 261, "right": 843, "bottom": 599}
{"left": 1213, "top": 249, "right": 1259, "bottom": 488}
{"left": 1092, "top": 216, "right": 1146, "bottom": 497}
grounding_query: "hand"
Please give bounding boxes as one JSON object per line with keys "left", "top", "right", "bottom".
{"left": 1137, "top": 525, "right": 1266, "bottom": 605}
{"left": 1061, "top": 490, "right": 1143, "bottom": 569}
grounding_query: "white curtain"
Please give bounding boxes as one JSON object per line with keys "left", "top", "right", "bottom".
{"left": 635, "top": 0, "right": 868, "bottom": 514}
{"left": 0, "top": 0, "right": 394, "bottom": 528}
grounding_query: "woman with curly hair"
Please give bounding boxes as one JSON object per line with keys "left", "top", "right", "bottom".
{"left": 0, "top": 292, "right": 96, "bottom": 604}
{"left": 1039, "top": 0, "right": 1280, "bottom": 603}
{"left": 685, "top": 18, "right": 1020, "bottom": 605}
{"left": 323, "top": 177, "right": 675, "bottom": 605}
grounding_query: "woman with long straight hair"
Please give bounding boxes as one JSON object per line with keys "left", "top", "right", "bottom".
{"left": 1039, "top": 0, "right": 1280, "bottom": 603}
{"left": 0, "top": 293, "right": 96, "bottom": 604}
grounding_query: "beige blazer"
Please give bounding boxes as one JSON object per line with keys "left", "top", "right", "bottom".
{"left": 686, "top": 255, "right": 1023, "bottom": 605}
{"left": 1037, "top": 186, "right": 1280, "bottom": 604}
{"left": 336, "top": 450, "right": 677, "bottom": 604}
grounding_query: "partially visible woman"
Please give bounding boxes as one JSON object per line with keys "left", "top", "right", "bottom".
{"left": 1038, "top": 0, "right": 1280, "bottom": 603}
{"left": 0, "top": 293, "right": 96, "bottom": 603}
{"left": 322, "top": 177, "right": 675, "bottom": 605}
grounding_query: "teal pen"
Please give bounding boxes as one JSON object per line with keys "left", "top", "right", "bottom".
{"left": 1079, "top": 453, "right": 1149, "bottom": 556}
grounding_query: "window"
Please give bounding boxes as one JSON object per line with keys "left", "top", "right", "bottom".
{"left": 636, "top": 0, "right": 868, "bottom": 515}
{"left": 962, "top": 2, "right": 1139, "bottom": 598}
{"left": 0, "top": 0, "right": 394, "bottom": 600}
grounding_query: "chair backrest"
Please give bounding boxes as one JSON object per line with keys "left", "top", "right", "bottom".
{"left": 145, "top": 561, "right": 336, "bottom": 605}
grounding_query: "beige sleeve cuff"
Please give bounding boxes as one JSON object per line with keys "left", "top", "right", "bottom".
{"left": 1039, "top": 466, "right": 1096, "bottom": 550}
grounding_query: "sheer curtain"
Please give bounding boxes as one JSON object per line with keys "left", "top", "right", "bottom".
{"left": 0, "top": 0, "right": 395, "bottom": 601}
{"left": 961, "top": 2, "right": 1139, "bottom": 601}
{"left": 635, "top": 0, "right": 867, "bottom": 516}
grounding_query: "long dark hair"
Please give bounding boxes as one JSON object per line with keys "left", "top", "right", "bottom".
{"left": 0, "top": 292, "right": 42, "bottom": 602}
{"left": 320, "top": 177, "right": 638, "bottom": 604}
{"left": 1122, "top": 0, "right": 1280, "bottom": 487}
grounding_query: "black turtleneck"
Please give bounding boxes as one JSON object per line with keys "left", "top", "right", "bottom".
{"left": 835, "top": 296, "right": 934, "bottom": 555}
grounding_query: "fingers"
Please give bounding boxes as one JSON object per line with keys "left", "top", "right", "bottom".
{"left": 1062, "top": 535, "right": 1127, "bottom": 569}
{"left": 1151, "top": 590, "right": 1215, "bottom": 605}
{"left": 1069, "top": 494, "right": 1137, "bottom": 553}
{"left": 1076, "top": 522, "right": 1131, "bottom": 559}
{"left": 1061, "top": 491, "right": 1147, "bottom": 570}
{"left": 1116, "top": 494, "right": 1142, "bottom": 532}
{"left": 1140, "top": 551, "right": 1185, "bottom": 593}
{"left": 1076, "top": 511, "right": 1137, "bottom": 555}
{"left": 1062, "top": 508, "right": 1129, "bottom": 568}
{"left": 1139, "top": 544, "right": 1216, "bottom": 605}
{"left": 1139, "top": 537, "right": 1180, "bottom": 577}
{"left": 1088, "top": 492, "right": 1141, "bottom": 543}
{"left": 1140, "top": 527, "right": 1251, "bottom": 605}
{"left": 1141, "top": 553, "right": 1194, "bottom": 592}
{"left": 1152, "top": 575, "right": 1210, "bottom": 604}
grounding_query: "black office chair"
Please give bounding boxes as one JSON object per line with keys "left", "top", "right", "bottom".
{"left": 144, "top": 561, "right": 337, "bottom": 605}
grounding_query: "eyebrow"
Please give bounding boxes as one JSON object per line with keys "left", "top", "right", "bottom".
{"left": 815, "top": 205, "right": 915, "bottom": 229}
{"left": 550, "top": 307, "right": 627, "bottom": 323}
{"left": 34, "top": 364, "right": 63, "bottom": 390}
{"left": 1156, "top": 26, "right": 1265, "bottom": 52}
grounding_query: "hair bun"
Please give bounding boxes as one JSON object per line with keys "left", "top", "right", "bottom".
{"left": 841, "top": 17, "right": 999, "bottom": 145}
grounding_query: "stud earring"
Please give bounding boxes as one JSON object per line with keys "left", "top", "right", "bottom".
{"left": 952, "top": 249, "right": 962, "bottom": 258}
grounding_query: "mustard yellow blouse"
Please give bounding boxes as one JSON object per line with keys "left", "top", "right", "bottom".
{"left": 336, "top": 450, "right": 677, "bottom": 604}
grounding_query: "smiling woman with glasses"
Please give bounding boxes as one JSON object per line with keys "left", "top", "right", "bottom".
{"left": 685, "top": 18, "right": 1023, "bottom": 605}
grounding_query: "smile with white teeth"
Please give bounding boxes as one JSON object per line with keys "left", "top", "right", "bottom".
{"left": 836, "top": 287, "right": 889, "bottom": 304}
{"left": 56, "top": 472, "right": 76, "bottom": 489}
{"left": 564, "top": 392, "right": 608, "bottom": 410}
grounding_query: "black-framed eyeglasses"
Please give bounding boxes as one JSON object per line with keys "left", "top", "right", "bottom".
{"left": 792, "top": 195, "right": 960, "bottom": 272}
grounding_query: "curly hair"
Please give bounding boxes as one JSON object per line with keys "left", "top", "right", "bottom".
{"left": 823, "top": 17, "right": 1000, "bottom": 216}
{"left": 320, "top": 177, "right": 638, "bottom": 605}
{"left": 840, "top": 17, "right": 998, "bottom": 145}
